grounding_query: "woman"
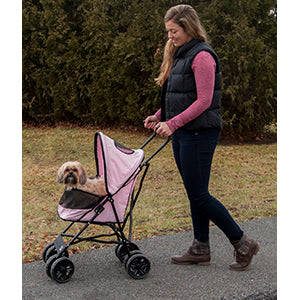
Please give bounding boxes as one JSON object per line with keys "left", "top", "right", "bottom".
{"left": 144, "top": 4, "right": 259, "bottom": 271}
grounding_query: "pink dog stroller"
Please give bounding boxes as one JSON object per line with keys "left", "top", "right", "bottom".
{"left": 42, "top": 131, "right": 170, "bottom": 283}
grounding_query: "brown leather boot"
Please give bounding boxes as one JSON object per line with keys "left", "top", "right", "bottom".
{"left": 171, "top": 239, "right": 211, "bottom": 265}
{"left": 229, "top": 233, "right": 260, "bottom": 271}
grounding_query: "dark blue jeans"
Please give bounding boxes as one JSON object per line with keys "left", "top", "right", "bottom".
{"left": 172, "top": 128, "right": 243, "bottom": 243}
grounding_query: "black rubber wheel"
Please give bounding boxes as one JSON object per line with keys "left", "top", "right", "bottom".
{"left": 42, "top": 242, "right": 54, "bottom": 263}
{"left": 44, "top": 245, "right": 69, "bottom": 262}
{"left": 123, "top": 250, "right": 143, "bottom": 265}
{"left": 115, "top": 242, "right": 139, "bottom": 263}
{"left": 125, "top": 254, "right": 151, "bottom": 279}
{"left": 50, "top": 257, "right": 74, "bottom": 284}
{"left": 45, "top": 255, "right": 58, "bottom": 278}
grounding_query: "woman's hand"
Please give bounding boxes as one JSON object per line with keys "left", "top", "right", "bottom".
{"left": 155, "top": 122, "right": 172, "bottom": 137}
{"left": 144, "top": 115, "right": 159, "bottom": 130}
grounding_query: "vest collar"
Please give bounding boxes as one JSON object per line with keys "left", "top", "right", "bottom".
{"left": 174, "top": 39, "right": 202, "bottom": 59}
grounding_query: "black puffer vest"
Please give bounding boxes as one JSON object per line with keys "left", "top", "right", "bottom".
{"left": 162, "top": 39, "right": 222, "bottom": 131}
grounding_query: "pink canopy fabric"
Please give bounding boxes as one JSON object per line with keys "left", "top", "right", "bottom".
{"left": 95, "top": 132, "right": 144, "bottom": 195}
{"left": 57, "top": 132, "right": 145, "bottom": 223}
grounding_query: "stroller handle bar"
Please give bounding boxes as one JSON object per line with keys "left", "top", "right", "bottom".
{"left": 140, "top": 130, "right": 171, "bottom": 166}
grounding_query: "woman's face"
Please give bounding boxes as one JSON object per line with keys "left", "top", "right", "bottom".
{"left": 165, "top": 20, "right": 192, "bottom": 47}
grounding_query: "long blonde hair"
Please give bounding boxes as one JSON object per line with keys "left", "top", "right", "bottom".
{"left": 155, "top": 5, "right": 208, "bottom": 86}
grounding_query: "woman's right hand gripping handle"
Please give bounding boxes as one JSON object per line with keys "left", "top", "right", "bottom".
{"left": 144, "top": 115, "right": 159, "bottom": 130}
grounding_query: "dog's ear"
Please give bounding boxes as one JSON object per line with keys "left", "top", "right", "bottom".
{"left": 57, "top": 163, "right": 66, "bottom": 184}
{"left": 78, "top": 163, "right": 88, "bottom": 185}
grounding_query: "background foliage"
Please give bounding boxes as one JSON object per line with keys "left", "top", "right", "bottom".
{"left": 23, "top": 0, "right": 277, "bottom": 134}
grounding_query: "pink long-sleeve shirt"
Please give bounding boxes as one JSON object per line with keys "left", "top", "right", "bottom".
{"left": 155, "top": 51, "right": 216, "bottom": 132}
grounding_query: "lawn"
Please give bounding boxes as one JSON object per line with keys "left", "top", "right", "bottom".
{"left": 22, "top": 125, "right": 276, "bottom": 263}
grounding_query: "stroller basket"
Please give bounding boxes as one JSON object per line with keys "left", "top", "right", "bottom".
{"left": 42, "top": 131, "right": 170, "bottom": 282}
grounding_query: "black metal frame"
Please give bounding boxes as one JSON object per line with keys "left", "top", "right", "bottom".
{"left": 53, "top": 132, "right": 170, "bottom": 257}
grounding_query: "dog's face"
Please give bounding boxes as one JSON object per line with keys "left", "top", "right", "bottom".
{"left": 57, "top": 161, "right": 88, "bottom": 188}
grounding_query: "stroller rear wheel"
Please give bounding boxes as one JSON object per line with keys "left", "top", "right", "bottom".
{"left": 125, "top": 253, "right": 151, "bottom": 279}
{"left": 50, "top": 257, "right": 75, "bottom": 284}
{"left": 123, "top": 250, "right": 142, "bottom": 266}
{"left": 115, "top": 241, "right": 139, "bottom": 263}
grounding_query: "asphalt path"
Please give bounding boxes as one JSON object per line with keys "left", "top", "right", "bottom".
{"left": 23, "top": 217, "right": 277, "bottom": 299}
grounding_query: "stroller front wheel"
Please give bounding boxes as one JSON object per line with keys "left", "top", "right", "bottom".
{"left": 43, "top": 243, "right": 69, "bottom": 262}
{"left": 50, "top": 257, "right": 75, "bottom": 283}
{"left": 42, "top": 242, "right": 55, "bottom": 262}
{"left": 45, "top": 255, "right": 58, "bottom": 278}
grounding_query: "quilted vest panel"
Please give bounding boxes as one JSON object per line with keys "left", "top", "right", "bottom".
{"left": 164, "top": 39, "right": 222, "bottom": 130}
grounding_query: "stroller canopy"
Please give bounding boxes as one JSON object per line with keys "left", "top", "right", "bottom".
{"left": 95, "top": 132, "right": 145, "bottom": 195}
{"left": 58, "top": 132, "right": 145, "bottom": 223}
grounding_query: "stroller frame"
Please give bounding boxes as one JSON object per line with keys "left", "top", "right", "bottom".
{"left": 42, "top": 131, "right": 170, "bottom": 283}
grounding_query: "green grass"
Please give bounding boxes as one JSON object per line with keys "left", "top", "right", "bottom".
{"left": 22, "top": 126, "right": 276, "bottom": 263}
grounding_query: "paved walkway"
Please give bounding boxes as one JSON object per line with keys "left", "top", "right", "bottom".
{"left": 23, "top": 218, "right": 277, "bottom": 299}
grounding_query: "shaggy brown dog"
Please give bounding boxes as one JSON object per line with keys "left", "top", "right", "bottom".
{"left": 57, "top": 161, "right": 107, "bottom": 195}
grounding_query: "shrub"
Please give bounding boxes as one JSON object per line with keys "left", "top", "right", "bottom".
{"left": 22, "top": 0, "right": 277, "bottom": 134}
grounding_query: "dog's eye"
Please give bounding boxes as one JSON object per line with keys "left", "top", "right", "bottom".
{"left": 66, "top": 168, "right": 69, "bottom": 172}
{"left": 73, "top": 168, "right": 77, "bottom": 172}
